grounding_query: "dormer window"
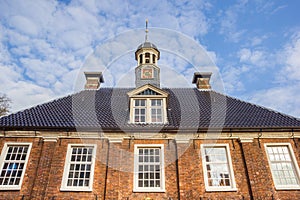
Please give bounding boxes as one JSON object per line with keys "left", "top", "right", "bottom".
{"left": 134, "top": 99, "right": 146, "bottom": 123}
{"left": 133, "top": 99, "right": 163, "bottom": 123}
{"left": 128, "top": 85, "right": 168, "bottom": 124}
{"left": 150, "top": 99, "right": 163, "bottom": 123}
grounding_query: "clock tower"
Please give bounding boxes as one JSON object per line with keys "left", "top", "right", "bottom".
{"left": 135, "top": 20, "right": 160, "bottom": 88}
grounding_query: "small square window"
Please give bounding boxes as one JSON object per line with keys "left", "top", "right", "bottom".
{"left": 0, "top": 143, "right": 32, "bottom": 190}
{"left": 61, "top": 144, "right": 96, "bottom": 191}
{"left": 265, "top": 143, "right": 300, "bottom": 190}
{"left": 201, "top": 144, "right": 236, "bottom": 191}
{"left": 134, "top": 144, "right": 165, "bottom": 192}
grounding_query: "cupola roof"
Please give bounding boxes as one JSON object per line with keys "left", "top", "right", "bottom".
{"left": 135, "top": 19, "right": 160, "bottom": 60}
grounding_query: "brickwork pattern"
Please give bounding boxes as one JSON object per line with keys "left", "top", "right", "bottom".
{"left": 0, "top": 137, "right": 299, "bottom": 199}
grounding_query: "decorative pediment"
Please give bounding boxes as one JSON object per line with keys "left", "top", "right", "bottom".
{"left": 127, "top": 84, "right": 168, "bottom": 98}
{"left": 137, "top": 88, "right": 160, "bottom": 95}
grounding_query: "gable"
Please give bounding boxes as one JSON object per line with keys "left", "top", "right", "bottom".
{"left": 137, "top": 88, "right": 160, "bottom": 95}
{"left": 127, "top": 84, "right": 169, "bottom": 98}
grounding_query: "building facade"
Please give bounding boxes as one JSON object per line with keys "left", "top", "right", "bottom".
{"left": 0, "top": 36, "right": 300, "bottom": 200}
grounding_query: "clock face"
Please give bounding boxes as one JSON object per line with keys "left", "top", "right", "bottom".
{"left": 141, "top": 68, "right": 153, "bottom": 79}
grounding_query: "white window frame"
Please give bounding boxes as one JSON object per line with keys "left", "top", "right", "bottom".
{"left": 60, "top": 144, "right": 97, "bottom": 191}
{"left": 0, "top": 142, "right": 32, "bottom": 190}
{"left": 264, "top": 143, "right": 300, "bottom": 190}
{"left": 201, "top": 144, "right": 237, "bottom": 191}
{"left": 131, "top": 98, "right": 166, "bottom": 124}
{"left": 150, "top": 99, "right": 163, "bottom": 123}
{"left": 133, "top": 144, "right": 165, "bottom": 192}
{"left": 133, "top": 99, "right": 147, "bottom": 123}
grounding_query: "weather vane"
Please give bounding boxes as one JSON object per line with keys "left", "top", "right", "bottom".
{"left": 145, "top": 19, "right": 149, "bottom": 42}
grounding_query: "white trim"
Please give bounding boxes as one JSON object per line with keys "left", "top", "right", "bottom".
{"left": 238, "top": 138, "right": 254, "bottom": 143}
{"left": 0, "top": 142, "right": 32, "bottom": 190}
{"left": 133, "top": 144, "right": 165, "bottom": 192}
{"left": 43, "top": 137, "right": 58, "bottom": 142}
{"left": 60, "top": 144, "right": 97, "bottom": 191}
{"left": 264, "top": 143, "right": 300, "bottom": 190}
{"left": 130, "top": 98, "right": 167, "bottom": 124}
{"left": 127, "top": 84, "right": 168, "bottom": 98}
{"left": 201, "top": 144, "right": 237, "bottom": 192}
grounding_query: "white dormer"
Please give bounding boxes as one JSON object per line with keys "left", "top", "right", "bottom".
{"left": 127, "top": 84, "right": 168, "bottom": 124}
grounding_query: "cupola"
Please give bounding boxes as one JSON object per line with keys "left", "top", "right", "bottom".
{"left": 135, "top": 20, "right": 161, "bottom": 88}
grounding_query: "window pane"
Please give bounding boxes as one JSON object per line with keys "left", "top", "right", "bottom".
{"left": 135, "top": 100, "right": 139, "bottom": 106}
{"left": 151, "top": 100, "right": 156, "bottom": 106}
{"left": 133, "top": 99, "right": 165, "bottom": 124}
{"left": 65, "top": 146, "right": 94, "bottom": 188}
{"left": 136, "top": 147, "right": 162, "bottom": 189}
{"left": 0, "top": 145, "right": 30, "bottom": 187}
{"left": 150, "top": 100, "right": 163, "bottom": 123}
{"left": 134, "top": 100, "right": 147, "bottom": 123}
{"left": 151, "top": 99, "right": 162, "bottom": 106}
{"left": 203, "top": 146, "right": 233, "bottom": 188}
{"left": 267, "top": 145, "right": 300, "bottom": 187}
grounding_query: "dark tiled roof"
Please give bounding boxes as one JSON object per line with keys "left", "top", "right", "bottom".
{"left": 0, "top": 88, "right": 300, "bottom": 131}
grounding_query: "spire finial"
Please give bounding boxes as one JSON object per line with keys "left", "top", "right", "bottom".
{"left": 145, "top": 19, "right": 149, "bottom": 42}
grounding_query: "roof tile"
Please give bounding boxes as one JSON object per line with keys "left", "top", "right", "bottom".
{"left": 0, "top": 88, "right": 299, "bottom": 131}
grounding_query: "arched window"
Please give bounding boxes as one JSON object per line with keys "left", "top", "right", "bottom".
{"left": 153, "top": 55, "right": 156, "bottom": 64}
{"left": 145, "top": 53, "right": 150, "bottom": 63}
{"left": 139, "top": 54, "right": 143, "bottom": 64}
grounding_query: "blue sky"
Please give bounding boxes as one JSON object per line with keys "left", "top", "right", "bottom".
{"left": 0, "top": 0, "right": 300, "bottom": 118}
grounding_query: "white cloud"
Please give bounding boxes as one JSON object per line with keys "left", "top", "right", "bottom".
{"left": 219, "top": 0, "right": 248, "bottom": 42}
{"left": 0, "top": 65, "right": 22, "bottom": 84}
{"left": 0, "top": 0, "right": 56, "bottom": 36}
{"left": 8, "top": 15, "right": 39, "bottom": 36}
{"left": 0, "top": 0, "right": 210, "bottom": 115}
{"left": 279, "top": 33, "right": 300, "bottom": 82}
{"left": 20, "top": 58, "right": 67, "bottom": 86}
{"left": 59, "top": 30, "right": 92, "bottom": 50}
{"left": 245, "top": 31, "right": 300, "bottom": 118}
{"left": 222, "top": 65, "right": 249, "bottom": 93}
{"left": 254, "top": 0, "right": 287, "bottom": 15}
{"left": 7, "top": 81, "right": 57, "bottom": 113}
{"left": 247, "top": 84, "right": 300, "bottom": 118}
{"left": 249, "top": 35, "right": 269, "bottom": 46}
{"left": 5, "top": 29, "right": 31, "bottom": 47}
{"left": 237, "top": 48, "right": 273, "bottom": 68}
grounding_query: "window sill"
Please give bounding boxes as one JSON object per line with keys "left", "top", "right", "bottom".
{"left": 133, "top": 188, "right": 165, "bottom": 193}
{"left": 130, "top": 122, "right": 167, "bottom": 125}
{"left": 0, "top": 187, "right": 21, "bottom": 190}
{"left": 60, "top": 187, "right": 93, "bottom": 192}
{"left": 205, "top": 188, "right": 237, "bottom": 192}
{"left": 275, "top": 186, "right": 300, "bottom": 191}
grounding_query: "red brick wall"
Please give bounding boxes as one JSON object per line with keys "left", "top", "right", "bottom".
{"left": 0, "top": 136, "right": 299, "bottom": 200}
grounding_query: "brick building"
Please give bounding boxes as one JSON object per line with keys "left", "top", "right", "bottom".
{"left": 0, "top": 34, "right": 300, "bottom": 200}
